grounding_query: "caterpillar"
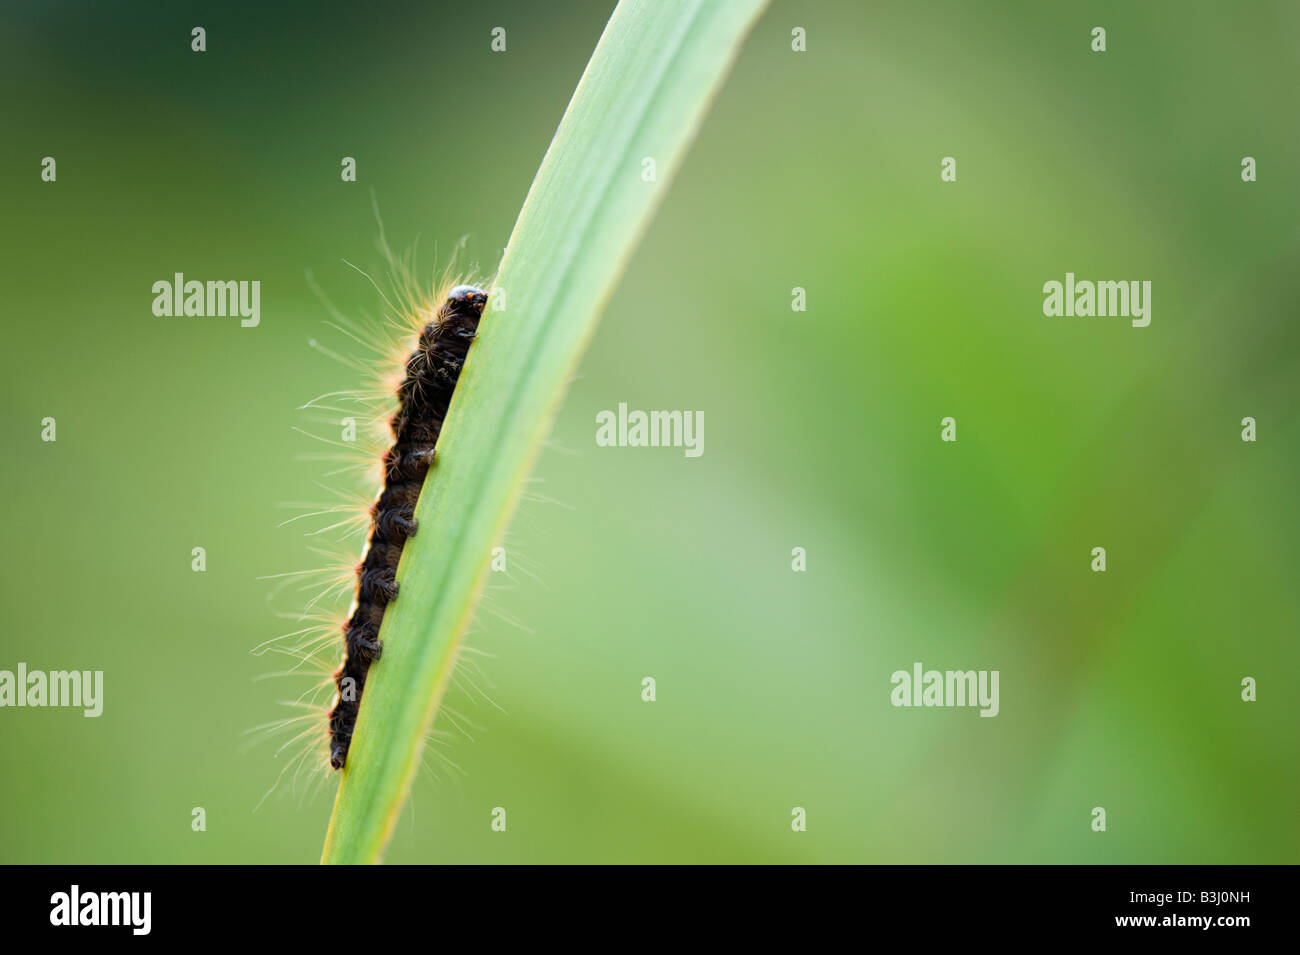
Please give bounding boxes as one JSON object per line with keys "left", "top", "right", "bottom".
{"left": 326, "top": 283, "right": 488, "bottom": 770}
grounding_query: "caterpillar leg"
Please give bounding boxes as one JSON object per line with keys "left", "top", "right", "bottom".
{"left": 385, "top": 447, "right": 436, "bottom": 483}
{"left": 347, "top": 624, "right": 383, "bottom": 662}
{"left": 375, "top": 506, "right": 418, "bottom": 541}
{"left": 360, "top": 568, "right": 399, "bottom": 604}
{"left": 329, "top": 741, "right": 348, "bottom": 770}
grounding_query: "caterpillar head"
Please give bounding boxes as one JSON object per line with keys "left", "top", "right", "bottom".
{"left": 446, "top": 285, "right": 488, "bottom": 318}
{"left": 429, "top": 285, "right": 487, "bottom": 344}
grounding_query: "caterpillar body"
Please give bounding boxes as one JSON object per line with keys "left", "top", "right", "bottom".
{"left": 327, "top": 283, "right": 488, "bottom": 769}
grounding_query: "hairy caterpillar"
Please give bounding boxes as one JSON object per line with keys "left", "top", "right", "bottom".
{"left": 246, "top": 227, "right": 494, "bottom": 802}
{"left": 327, "top": 283, "right": 488, "bottom": 769}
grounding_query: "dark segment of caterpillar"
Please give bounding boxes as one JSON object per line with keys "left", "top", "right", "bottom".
{"left": 327, "top": 284, "right": 488, "bottom": 769}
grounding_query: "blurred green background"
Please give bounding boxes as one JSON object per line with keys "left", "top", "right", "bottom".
{"left": 1, "top": 0, "right": 1297, "bottom": 863}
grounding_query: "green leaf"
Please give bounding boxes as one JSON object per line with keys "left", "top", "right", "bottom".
{"left": 320, "top": 0, "right": 769, "bottom": 864}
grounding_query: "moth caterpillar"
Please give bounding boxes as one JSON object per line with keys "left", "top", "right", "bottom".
{"left": 327, "top": 283, "right": 488, "bottom": 769}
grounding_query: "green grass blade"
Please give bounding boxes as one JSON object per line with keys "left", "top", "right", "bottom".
{"left": 320, "top": 0, "right": 769, "bottom": 864}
